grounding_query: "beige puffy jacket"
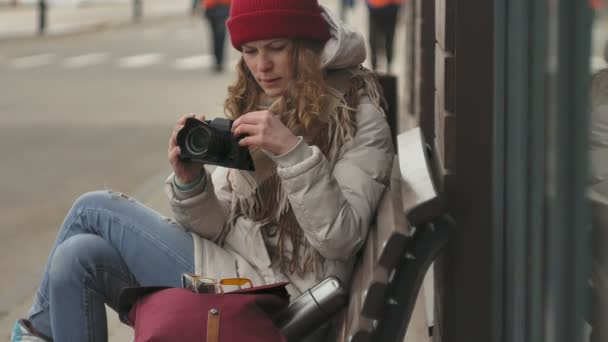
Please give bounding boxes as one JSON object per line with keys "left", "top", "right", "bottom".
{"left": 164, "top": 7, "right": 394, "bottom": 297}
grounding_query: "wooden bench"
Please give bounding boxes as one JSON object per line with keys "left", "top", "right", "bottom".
{"left": 332, "top": 127, "right": 453, "bottom": 342}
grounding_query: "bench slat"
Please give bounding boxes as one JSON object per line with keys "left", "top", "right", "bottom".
{"left": 397, "top": 128, "right": 443, "bottom": 225}
{"left": 374, "top": 159, "right": 410, "bottom": 269}
{"left": 344, "top": 262, "right": 374, "bottom": 342}
{"left": 360, "top": 222, "right": 389, "bottom": 318}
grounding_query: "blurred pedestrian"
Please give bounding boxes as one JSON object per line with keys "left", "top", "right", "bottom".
{"left": 365, "top": 0, "right": 403, "bottom": 73}
{"left": 190, "top": 0, "right": 200, "bottom": 15}
{"left": 201, "top": 0, "right": 231, "bottom": 72}
{"left": 590, "top": 0, "right": 607, "bottom": 10}
{"left": 340, "top": 0, "right": 355, "bottom": 21}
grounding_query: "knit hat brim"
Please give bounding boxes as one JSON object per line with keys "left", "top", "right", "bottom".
{"left": 227, "top": 10, "right": 330, "bottom": 49}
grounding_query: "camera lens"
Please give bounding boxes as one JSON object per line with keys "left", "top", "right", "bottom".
{"left": 185, "top": 125, "right": 226, "bottom": 158}
{"left": 186, "top": 126, "right": 211, "bottom": 155}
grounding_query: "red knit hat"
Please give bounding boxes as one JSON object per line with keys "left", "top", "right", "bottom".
{"left": 227, "top": 0, "right": 330, "bottom": 50}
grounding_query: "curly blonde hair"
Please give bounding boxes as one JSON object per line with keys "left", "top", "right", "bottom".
{"left": 224, "top": 40, "right": 331, "bottom": 135}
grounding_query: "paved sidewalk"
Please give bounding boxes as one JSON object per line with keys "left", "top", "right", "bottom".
{"left": 0, "top": 0, "right": 192, "bottom": 40}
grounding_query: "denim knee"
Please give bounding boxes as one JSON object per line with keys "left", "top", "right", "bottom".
{"left": 70, "top": 190, "right": 113, "bottom": 213}
{"left": 48, "top": 234, "right": 112, "bottom": 287}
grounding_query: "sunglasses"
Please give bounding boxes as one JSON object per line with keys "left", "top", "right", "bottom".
{"left": 181, "top": 273, "right": 253, "bottom": 294}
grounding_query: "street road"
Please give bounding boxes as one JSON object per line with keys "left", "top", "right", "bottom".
{"left": 0, "top": 16, "right": 237, "bottom": 331}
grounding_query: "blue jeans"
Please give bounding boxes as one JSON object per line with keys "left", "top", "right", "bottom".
{"left": 26, "top": 190, "right": 195, "bottom": 341}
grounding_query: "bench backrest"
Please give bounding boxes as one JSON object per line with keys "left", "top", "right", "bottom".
{"left": 335, "top": 127, "right": 450, "bottom": 342}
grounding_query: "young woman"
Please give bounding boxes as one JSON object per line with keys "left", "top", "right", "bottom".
{"left": 11, "top": 0, "right": 394, "bottom": 340}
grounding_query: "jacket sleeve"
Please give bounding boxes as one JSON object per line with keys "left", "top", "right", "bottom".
{"left": 164, "top": 166, "right": 232, "bottom": 241}
{"left": 274, "top": 99, "right": 394, "bottom": 260}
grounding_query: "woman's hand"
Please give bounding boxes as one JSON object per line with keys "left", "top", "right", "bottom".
{"left": 231, "top": 110, "right": 299, "bottom": 155}
{"left": 168, "top": 113, "right": 206, "bottom": 185}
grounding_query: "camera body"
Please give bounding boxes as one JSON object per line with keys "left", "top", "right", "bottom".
{"left": 176, "top": 117, "right": 254, "bottom": 171}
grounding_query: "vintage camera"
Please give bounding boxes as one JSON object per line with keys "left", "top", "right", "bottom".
{"left": 176, "top": 117, "right": 254, "bottom": 171}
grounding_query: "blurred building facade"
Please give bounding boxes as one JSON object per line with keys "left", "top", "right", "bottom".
{"left": 401, "top": 0, "right": 605, "bottom": 341}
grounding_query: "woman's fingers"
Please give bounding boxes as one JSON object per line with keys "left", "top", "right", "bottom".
{"left": 233, "top": 123, "right": 259, "bottom": 138}
{"left": 172, "top": 113, "right": 205, "bottom": 150}
{"left": 168, "top": 124, "right": 184, "bottom": 151}
{"left": 232, "top": 111, "right": 271, "bottom": 131}
{"left": 177, "top": 113, "right": 196, "bottom": 125}
{"left": 231, "top": 110, "right": 297, "bottom": 154}
{"left": 177, "top": 113, "right": 205, "bottom": 125}
{"left": 168, "top": 145, "right": 181, "bottom": 165}
{"left": 237, "top": 135, "right": 258, "bottom": 148}
{"left": 169, "top": 112, "right": 206, "bottom": 165}
{"left": 168, "top": 113, "right": 210, "bottom": 182}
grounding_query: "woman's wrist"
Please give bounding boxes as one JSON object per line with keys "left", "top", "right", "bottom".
{"left": 275, "top": 135, "right": 300, "bottom": 155}
{"left": 270, "top": 136, "right": 312, "bottom": 168}
{"left": 174, "top": 173, "right": 204, "bottom": 191}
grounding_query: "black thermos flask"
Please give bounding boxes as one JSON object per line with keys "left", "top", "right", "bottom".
{"left": 275, "top": 276, "right": 349, "bottom": 341}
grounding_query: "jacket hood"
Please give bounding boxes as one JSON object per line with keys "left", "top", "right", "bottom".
{"left": 319, "top": 5, "right": 367, "bottom": 70}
